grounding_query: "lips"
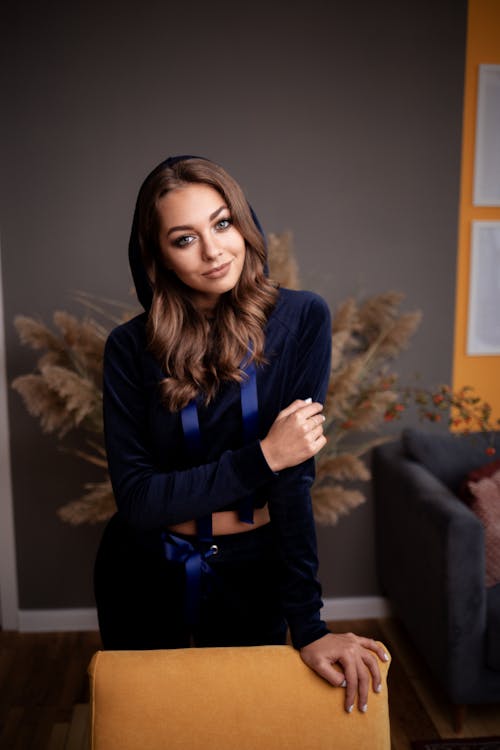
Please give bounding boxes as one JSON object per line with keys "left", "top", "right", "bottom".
{"left": 202, "top": 260, "right": 232, "bottom": 279}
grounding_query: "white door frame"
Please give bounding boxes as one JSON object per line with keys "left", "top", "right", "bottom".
{"left": 0, "top": 238, "right": 19, "bottom": 629}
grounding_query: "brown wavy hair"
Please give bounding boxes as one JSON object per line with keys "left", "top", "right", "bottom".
{"left": 136, "top": 157, "right": 279, "bottom": 411}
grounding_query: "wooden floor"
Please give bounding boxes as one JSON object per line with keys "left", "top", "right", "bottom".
{"left": 1, "top": 618, "right": 499, "bottom": 749}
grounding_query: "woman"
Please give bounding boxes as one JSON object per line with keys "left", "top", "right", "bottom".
{"left": 94, "top": 155, "right": 387, "bottom": 713}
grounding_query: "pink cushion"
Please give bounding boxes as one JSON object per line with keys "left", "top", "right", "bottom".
{"left": 459, "top": 458, "right": 500, "bottom": 505}
{"left": 467, "top": 468, "right": 500, "bottom": 587}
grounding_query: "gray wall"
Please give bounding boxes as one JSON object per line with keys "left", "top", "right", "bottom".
{"left": 0, "top": 0, "right": 467, "bottom": 608}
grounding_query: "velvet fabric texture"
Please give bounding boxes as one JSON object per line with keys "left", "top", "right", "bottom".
{"left": 97, "top": 155, "right": 333, "bottom": 650}
{"left": 101, "top": 288, "right": 331, "bottom": 649}
{"left": 88, "top": 645, "right": 392, "bottom": 750}
{"left": 94, "top": 516, "right": 288, "bottom": 650}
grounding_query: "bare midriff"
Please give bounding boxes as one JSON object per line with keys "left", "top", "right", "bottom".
{"left": 167, "top": 504, "right": 270, "bottom": 536}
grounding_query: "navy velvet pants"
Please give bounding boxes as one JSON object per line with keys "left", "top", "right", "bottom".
{"left": 94, "top": 513, "right": 287, "bottom": 650}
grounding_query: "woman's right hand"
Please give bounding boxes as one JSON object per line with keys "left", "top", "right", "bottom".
{"left": 260, "top": 399, "right": 327, "bottom": 472}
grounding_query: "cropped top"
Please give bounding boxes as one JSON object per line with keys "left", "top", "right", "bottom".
{"left": 103, "top": 286, "right": 332, "bottom": 649}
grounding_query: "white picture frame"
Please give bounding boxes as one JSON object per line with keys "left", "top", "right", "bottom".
{"left": 473, "top": 64, "right": 500, "bottom": 206}
{"left": 467, "top": 221, "right": 500, "bottom": 355}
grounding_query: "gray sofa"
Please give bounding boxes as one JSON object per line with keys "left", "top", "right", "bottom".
{"left": 372, "top": 428, "right": 500, "bottom": 727}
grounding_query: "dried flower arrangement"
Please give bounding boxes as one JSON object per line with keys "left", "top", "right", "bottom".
{"left": 12, "top": 237, "right": 500, "bottom": 525}
{"left": 312, "top": 292, "right": 422, "bottom": 524}
{"left": 11, "top": 293, "right": 136, "bottom": 524}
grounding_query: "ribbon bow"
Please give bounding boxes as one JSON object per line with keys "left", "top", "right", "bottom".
{"left": 162, "top": 533, "right": 218, "bottom": 628}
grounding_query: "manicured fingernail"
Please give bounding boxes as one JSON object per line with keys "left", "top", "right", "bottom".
{"left": 346, "top": 705, "right": 354, "bottom": 714}
{"left": 305, "top": 397, "right": 312, "bottom": 403}
{"left": 383, "top": 652, "right": 389, "bottom": 661}
{"left": 375, "top": 684, "right": 382, "bottom": 693}
{"left": 361, "top": 704, "right": 368, "bottom": 713}
{"left": 340, "top": 679, "right": 347, "bottom": 688}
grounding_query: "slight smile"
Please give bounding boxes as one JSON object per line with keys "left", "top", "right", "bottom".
{"left": 202, "top": 260, "right": 233, "bottom": 279}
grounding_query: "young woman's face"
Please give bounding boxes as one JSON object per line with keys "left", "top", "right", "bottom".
{"left": 156, "top": 183, "right": 246, "bottom": 312}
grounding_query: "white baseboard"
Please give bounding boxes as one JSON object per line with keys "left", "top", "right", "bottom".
{"left": 321, "top": 596, "right": 392, "bottom": 621}
{"left": 18, "top": 608, "right": 99, "bottom": 632}
{"left": 17, "top": 597, "right": 391, "bottom": 633}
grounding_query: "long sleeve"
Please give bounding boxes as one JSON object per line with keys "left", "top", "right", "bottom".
{"left": 103, "top": 319, "right": 277, "bottom": 530}
{"left": 103, "top": 291, "right": 333, "bottom": 650}
{"left": 267, "top": 292, "right": 332, "bottom": 649}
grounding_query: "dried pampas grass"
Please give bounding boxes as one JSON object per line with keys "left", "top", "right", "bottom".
{"left": 267, "top": 232, "right": 300, "bottom": 290}
{"left": 313, "top": 290, "right": 422, "bottom": 523}
{"left": 53, "top": 311, "right": 106, "bottom": 375}
{"left": 11, "top": 375, "right": 76, "bottom": 436}
{"left": 14, "top": 315, "right": 66, "bottom": 353}
{"left": 312, "top": 485, "right": 366, "bottom": 526}
{"left": 12, "top": 295, "right": 138, "bottom": 524}
{"left": 316, "top": 454, "right": 370, "bottom": 483}
{"left": 332, "top": 298, "right": 359, "bottom": 335}
{"left": 57, "top": 478, "right": 116, "bottom": 525}
{"left": 264, "top": 237, "right": 422, "bottom": 526}
{"left": 375, "top": 311, "right": 423, "bottom": 359}
{"left": 13, "top": 244, "right": 424, "bottom": 526}
{"left": 357, "top": 292, "right": 405, "bottom": 337}
{"left": 325, "top": 359, "right": 366, "bottom": 420}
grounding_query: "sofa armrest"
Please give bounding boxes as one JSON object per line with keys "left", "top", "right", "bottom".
{"left": 373, "top": 442, "right": 486, "bottom": 698}
{"left": 88, "top": 645, "right": 391, "bottom": 750}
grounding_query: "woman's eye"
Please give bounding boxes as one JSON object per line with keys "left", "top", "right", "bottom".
{"left": 174, "top": 235, "right": 194, "bottom": 248}
{"left": 215, "top": 217, "right": 232, "bottom": 231}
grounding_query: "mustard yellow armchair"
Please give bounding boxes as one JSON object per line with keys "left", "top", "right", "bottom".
{"left": 88, "top": 645, "right": 391, "bottom": 749}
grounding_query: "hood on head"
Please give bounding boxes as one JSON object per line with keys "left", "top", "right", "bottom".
{"left": 128, "top": 155, "right": 266, "bottom": 311}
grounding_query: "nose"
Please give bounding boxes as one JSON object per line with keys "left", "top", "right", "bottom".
{"left": 201, "top": 235, "right": 222, "bottom": 261}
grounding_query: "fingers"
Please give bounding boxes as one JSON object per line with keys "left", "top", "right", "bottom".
{"left": 341, "top": 660, "right": 359, "bottom": 713}
{"left": 295, "top": 419, "right": 326, "bottom": 460}
{"left": 303, "top": 416, "right": 327, "bottom": 455}
{"left": 277, "top": 399, "right": 310, "bottom": 419}
{"left": 348, "top": 661, "right": 369, "bottom": 713}
{"left": 278, "top": 399, "right": 324, "bottom": 421}
{"left": 337, "top": 649, "right": 372, "bottom": 713}
{"left": 342, "top": 647, "right": 387, "bottom": 712}
{"left": 261, "top": 400, "right": 326, "bottom": 471}
{"left": 308, "top": 432, "right": 327, "bottom": 457}
{"left": 358, "top": 637, "right": 390, "bottom": 664}
{"left": 298, "top": 402, "right": 325, "bottom": 422}
{"left": 300, "top": 633, "right": 388, "bottom": 715}
{"left": 284, "top": 405, "right": 325, "bottom": 439}
{"left": 309, "top": 422, "right": 326, "bottom": 440}
{"left": 310, "top": 661, "right": 346, "bottom": 689}
{"left": 357, "top": 637, "right": 389, "bottom": 692}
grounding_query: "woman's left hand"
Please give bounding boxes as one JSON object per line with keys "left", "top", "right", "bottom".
{"left": 299, "top": 632, "right": 389, "bottom": 713}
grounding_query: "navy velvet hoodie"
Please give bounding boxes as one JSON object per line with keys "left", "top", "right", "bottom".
{"left": 102, "top": 157, "right": 332, "bottom": 649}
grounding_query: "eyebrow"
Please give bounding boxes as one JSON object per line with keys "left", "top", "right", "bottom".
{"left": 167, "top": 205, "right": 228, "bottom": 236}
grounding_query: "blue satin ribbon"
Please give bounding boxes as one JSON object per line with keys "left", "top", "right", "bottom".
{"left": 240, "top": 361, "right": 259, "bottom": 443}
{"left": 169, "top": 356, "right": 260, "bottom": 627}
{"left": 162, "top": 533, "right": 218, "bottom": 628}
{"left": 180, "top": 401, "right": 212, "bottom": 540}
{"left": 180, "top": 358, "right": 259, "bottom": 537}
{"left": 238, "top": 361, "right": 258, "bottom": 524}
{"left": 180, "top": 401, "right": 203, "bottom": 457}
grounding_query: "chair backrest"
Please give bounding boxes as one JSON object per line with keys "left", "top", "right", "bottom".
{"left": 88, "top": 644, "right": 391, "bottom": 750}
{"left": 402, "top": 428, "right": 500, "bottom": 493}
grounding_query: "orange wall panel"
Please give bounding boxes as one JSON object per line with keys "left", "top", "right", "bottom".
{"left": 453, "top": 0, "right": 500, "bottom": 422}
